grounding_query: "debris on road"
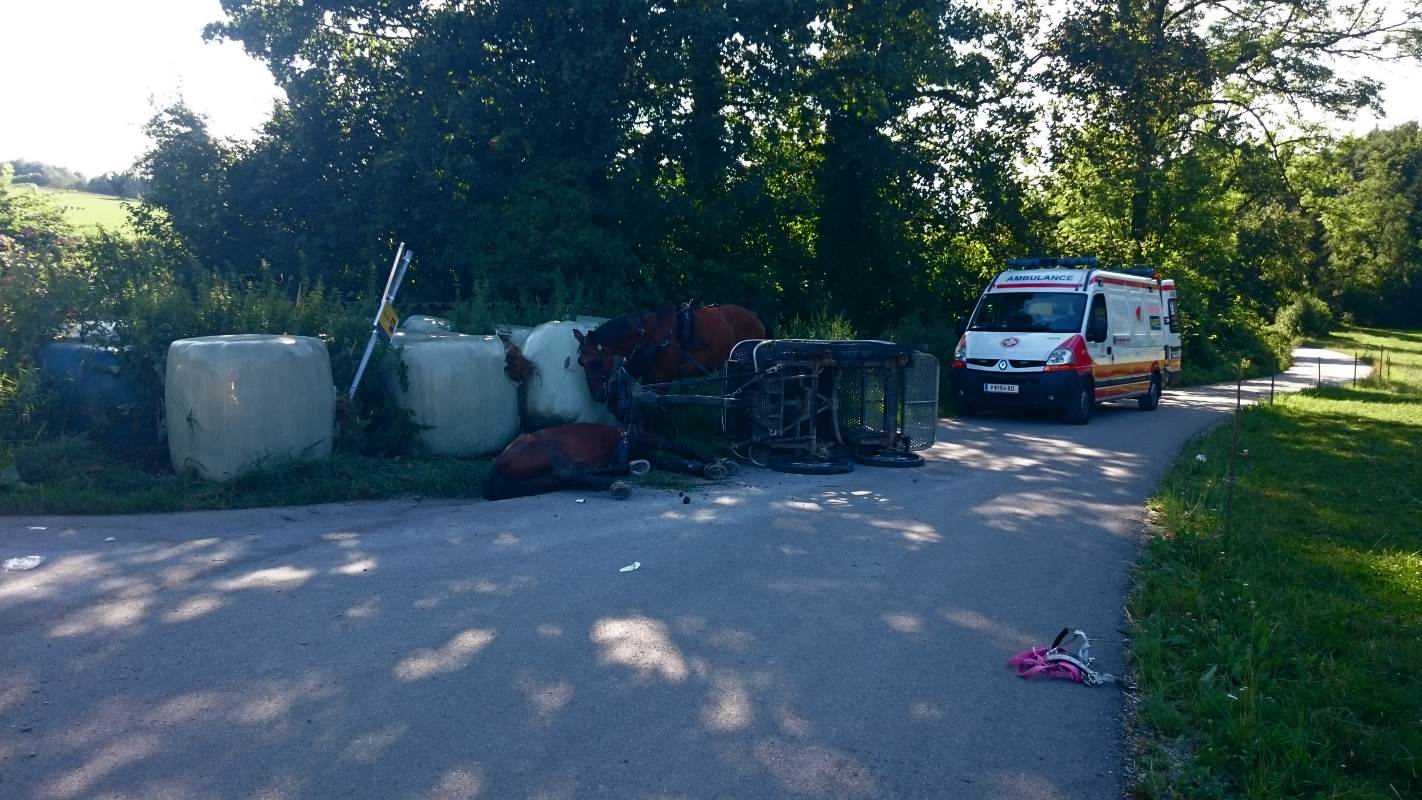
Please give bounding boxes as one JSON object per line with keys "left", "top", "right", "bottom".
{"left": 104, "top": 537, "right": 117, "bottom": 542}
{"left": 1009, "top": 628, "right": 1124, "bottom": 687}
{"left": 575, "top": 498, "right": 586, "bottom": 504}
{"left": 4, "top": 555, "right": 46, "bottom": 571}
{"left": 1195, "top": 454, "right": 1208, "bottom": 463}
{"left": 26, "top": 526, "right": 46, "bottom": 531}
{"left": 619, "top": 561, "right": 641, "bottom": 573}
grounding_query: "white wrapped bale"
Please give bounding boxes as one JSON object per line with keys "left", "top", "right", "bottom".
{"left": 494, "top": 324, "right": 533, "bottom": 348}
{"left": 166, "top": 335, "right": 335, "bottom": 480}
{"left": 384, "top": 332, "right": 519, "bottom": 456}
{"left": 400, "top": 315, "right": 453, "bottom": 334}
{"left": 521, "top": 320, "right": 617, "bottom": 428}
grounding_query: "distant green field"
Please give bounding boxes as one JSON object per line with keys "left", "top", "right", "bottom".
{"left": 24, "top": 184, "right": 135, "bottom": 232}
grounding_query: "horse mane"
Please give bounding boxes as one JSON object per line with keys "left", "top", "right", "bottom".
{"left": 586, "top": 307, "right": 679, "bottom": 345}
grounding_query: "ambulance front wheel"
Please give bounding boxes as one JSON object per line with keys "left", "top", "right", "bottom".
{"left": 1064, "top": 383, "right": 1093, "bottom": 425}
{"left": 1138, "top": 373, "right": 1162, "bottom": 411}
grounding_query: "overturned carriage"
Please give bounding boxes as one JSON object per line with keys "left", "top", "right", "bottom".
{"left": 610, "top": 338, "right": 939, "bottom": 473}
{"left": 723, "top": 339, "right": 939, "bottom": 470}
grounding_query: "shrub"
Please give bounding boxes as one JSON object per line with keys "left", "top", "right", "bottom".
{"left": 780, "top": 308, "right": 858, "bottom": 340}
{"left": 1273, "top": 294, "right": 1335, "bottom": 341}
{"left": 1182, "top": 302, "right": 1292, "bottom": 382}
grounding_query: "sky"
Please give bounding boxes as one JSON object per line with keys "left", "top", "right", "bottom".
{"left": 0, "top": 1, "right": 1420, "bottom": 178}
{"left": 0, "top": 1, "right": 281, "bottom": 176}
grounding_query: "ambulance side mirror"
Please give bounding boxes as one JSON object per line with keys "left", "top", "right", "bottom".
{"left": 1087, "top": 317, "right": 1108, "bottom": 343}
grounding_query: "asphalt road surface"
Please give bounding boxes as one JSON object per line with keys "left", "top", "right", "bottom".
{"left": 1, "top": 349, "right": 1365, "bottom": 800}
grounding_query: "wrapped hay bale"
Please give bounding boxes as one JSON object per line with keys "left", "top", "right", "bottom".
{"left": 399, "top": 315, "right": 453, "bottom": 334}
{"left": 521, "top": 320, "right": 616, "bottom": 428}
{"left": 384, "top": 331, "right": 519, "bottom": 456}
{"left": 165, "top": 335, "right": 335, "bottom": 480}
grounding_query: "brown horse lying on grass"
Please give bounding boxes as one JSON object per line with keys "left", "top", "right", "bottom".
{"left": 483, "top": 422, "right": 734, "bottom": 500}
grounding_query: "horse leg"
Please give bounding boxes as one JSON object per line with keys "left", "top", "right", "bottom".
{"left": 546, "top": 447, "right": 632, "bottom": 499}
{"left": 634, "top": 430, "right": 729, "bottom": 478}
{"left": 482, "top": 470, "right": 565, "bottom": 500}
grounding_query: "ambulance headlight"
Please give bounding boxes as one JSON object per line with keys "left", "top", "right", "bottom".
{"left": 1044, "top": 346, "right": 1074, "bottom": 371}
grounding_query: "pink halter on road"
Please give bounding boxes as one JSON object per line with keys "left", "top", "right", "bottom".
{"left": 1009, "top": 628, "right": 1122, "bottom": 687}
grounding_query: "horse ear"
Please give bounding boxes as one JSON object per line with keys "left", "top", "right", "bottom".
{"left": 573, "top": 329, "right": 586, "bottom": 345}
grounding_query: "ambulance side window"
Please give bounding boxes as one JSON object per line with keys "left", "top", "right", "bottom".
{"left": 1086, "top": 294, "right": 1108, "bottom": 342}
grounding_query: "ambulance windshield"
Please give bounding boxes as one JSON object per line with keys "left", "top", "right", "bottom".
{"left": 969, "top": 292, "right": 1087, "bottom": 333}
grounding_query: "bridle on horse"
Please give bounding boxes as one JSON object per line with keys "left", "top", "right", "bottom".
{"left": 597, "top": 306, "right": 715, "bottom": 384}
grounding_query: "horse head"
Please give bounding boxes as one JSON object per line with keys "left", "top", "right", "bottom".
{"left": 574, "top": 327, "right": 618, "bottom": 402}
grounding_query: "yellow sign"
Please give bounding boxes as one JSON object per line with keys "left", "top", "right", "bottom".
{"left": 377, "top": 303, "right": 399, "bottom": 340}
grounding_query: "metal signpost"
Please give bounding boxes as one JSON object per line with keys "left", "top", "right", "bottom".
{"left": 348, "top": 243, "right": 413, "bottom": 401}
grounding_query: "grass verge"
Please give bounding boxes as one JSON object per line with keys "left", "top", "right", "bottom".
{"left": 0, "top": 438, "right": 494, "bottom": 516}
{"left": 1127, "top": 326, "right": 1422, "bottom": 799}
{"left": 0, "top": 411, "right": 738, "bottom": 515}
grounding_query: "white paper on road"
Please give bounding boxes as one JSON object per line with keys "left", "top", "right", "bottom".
{"left": 619, "top": 561, "right": 641, "bottom": 572}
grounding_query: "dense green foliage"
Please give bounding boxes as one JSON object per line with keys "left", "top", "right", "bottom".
{"left": 1305, "top": 123, "right": 1422, "bottom": 328}
{"left": 1129, "top": 327, "right": 1422, "bottom": 798}
{"left": 120, "top": 1, "right": 1415, "bottom": 371}
{"left": 3, "top": 2, "right": 1421, "bottom": 488}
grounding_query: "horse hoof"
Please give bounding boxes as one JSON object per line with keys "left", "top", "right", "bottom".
{"left": 609, "top": 482, "right": 633, "bottom": 500}
{"left": 717, "top": 458, "right": 741, "bottom": 477}
{"left": 628, "top": 459, "right": 651, "bottom": 476}
{"left": 703, "top": 462, "right": 728, "bottom": 480}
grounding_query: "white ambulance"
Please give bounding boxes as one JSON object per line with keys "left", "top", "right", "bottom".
{"left": 950, "top": 257, "right": 1182, "bottom": 424}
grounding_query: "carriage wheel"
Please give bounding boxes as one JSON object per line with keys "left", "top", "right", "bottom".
{"left": 767, "top": 454, "right": 855, "bottom": 475}
{"left": 853, "top": 449, "right": 924, "bottom": 468}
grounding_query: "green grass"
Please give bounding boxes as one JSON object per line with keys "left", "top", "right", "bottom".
{"left": 1128, "top": 326, "right": 1422, "bottom": 799}
{"left": 0, "top": 438, "right": 495, "bottom": 515}
{"left": 28, "top": 185, "right": 134, "bottom": 232}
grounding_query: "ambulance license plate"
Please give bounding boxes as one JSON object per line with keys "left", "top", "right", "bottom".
{"left": 984, "top": 383, "right": 1019, "bottom": 394}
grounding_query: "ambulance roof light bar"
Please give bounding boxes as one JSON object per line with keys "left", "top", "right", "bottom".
{"left": 1003, "top": 255, "right": 1099, "bottom": 270}
{"left": 1122, "top": 264, "right": 1162, "bottom": 280}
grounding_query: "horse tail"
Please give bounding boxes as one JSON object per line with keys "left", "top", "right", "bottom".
{"left": 502, "top": 340, "right": 537, "bottom": 385}
{"left": 756, "top": 310, "right": 775, "bottom": 340}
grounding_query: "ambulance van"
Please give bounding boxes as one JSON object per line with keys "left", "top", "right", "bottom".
{"left": 951, "top": 257, "right": 1181, "bottom": 424}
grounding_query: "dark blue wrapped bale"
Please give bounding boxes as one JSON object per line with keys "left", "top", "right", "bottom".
{"left": 36, "top": 342, "right": 160, "bottom": 450}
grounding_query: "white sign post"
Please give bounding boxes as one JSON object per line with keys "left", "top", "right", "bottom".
{"left": 348, "top": 243, "right": 413, "bottom": 401}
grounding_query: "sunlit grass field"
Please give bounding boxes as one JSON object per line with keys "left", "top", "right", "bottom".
{"left": 29, "top": 185, "right": 135, "bottom": 232}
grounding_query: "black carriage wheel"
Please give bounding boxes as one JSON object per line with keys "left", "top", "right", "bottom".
{"left": 767, "top": 455, "right": 855, "bottom": 475}
{"left": 853, "top": 450, "right": 925, "bottom": 468}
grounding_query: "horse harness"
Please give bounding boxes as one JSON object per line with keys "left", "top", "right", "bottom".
{"left": 618, "top": 304, "right": 717, "bottom": 381}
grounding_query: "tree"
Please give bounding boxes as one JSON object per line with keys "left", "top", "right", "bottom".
{"left": 1308, "top": 122, "right": 1422, "bottom": 326}
{"left": 1050, "top": 0, "right": 1422, "bottom": 262}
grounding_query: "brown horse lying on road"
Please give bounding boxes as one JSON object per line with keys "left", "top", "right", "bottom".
{"left": 574, "top": 304, "right": 769, "bottom": 402}
{"left": 483, "top": 422, "right": 734, "bottom": 500}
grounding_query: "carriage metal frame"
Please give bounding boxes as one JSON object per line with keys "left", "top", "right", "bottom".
{"left": 608, "top": 338, "right": 939, "bottom": 468}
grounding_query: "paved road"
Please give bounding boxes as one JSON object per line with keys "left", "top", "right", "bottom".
{"left": 1, "top": 349, "right": 1364, "bottom": 800}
